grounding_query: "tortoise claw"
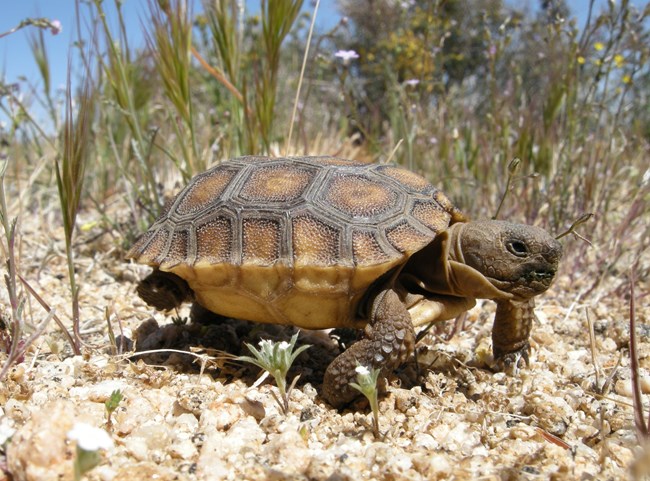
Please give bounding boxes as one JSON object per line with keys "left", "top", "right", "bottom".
{"left": 493, "top": 341, "right": 530, "bottom": 373}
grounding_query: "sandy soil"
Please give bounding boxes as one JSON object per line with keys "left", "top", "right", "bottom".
{"left": 1, "top": 205, "right": 649, "bottom": 481}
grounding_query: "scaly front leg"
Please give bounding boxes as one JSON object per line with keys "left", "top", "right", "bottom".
{"left": 322, "top": 289, "right": 416, "bottom": 408}
{"left": 492, "top": 298, "right": 535, "bottom": 368}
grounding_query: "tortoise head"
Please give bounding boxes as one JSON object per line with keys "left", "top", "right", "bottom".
{"left": 451, "top": 220, "right": 562, "bottom": 300}
{"left": 136, "top": 269, "right": 194, "bottom": 311}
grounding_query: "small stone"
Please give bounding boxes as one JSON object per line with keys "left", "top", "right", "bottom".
{"left": 169, "top": 435, "right": 198, "bottom": 460}
{"left": 203, "top": 402, "right": 243, "bottom": 431}
{"left": 174, "top": 412, "right": 199, "bottom": 432}
{"left": 414, "top": 432, "right": 437, "bottom": 450}
{"left": 264, "top": 429, "right": 311, "bottom": 475}
{"left": 239, "top": 396, "right": 266, "bottom": 421}
{"left": 69, "top": 379, "right": 127, "bottom": 403}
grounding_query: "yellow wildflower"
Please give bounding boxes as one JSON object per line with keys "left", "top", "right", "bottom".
{"left": 614, "top": 54, "right": 624, "bottom": 68}
{"left": 80, "top": 221, "right": 98, "bottom": 232}
{"left": 594, "top": 42, "right": 604, "bottom": 51}
{"left": 577, "top": 56, "right": 586, "bottom": 64}
{"left": 622, "top": 74, "right": 632, "bottom": 84}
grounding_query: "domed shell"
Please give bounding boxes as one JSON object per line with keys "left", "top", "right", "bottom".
{"left": 127, "top": 156, "right": 467, "bottom": 329}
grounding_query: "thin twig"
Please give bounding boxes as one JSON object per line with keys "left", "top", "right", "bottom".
{"left": 191, "top": 45, "right": 245, "bottom": 106}
{"left": 492, "top": 158, "right": 521, "bottom": 220}
{"left": 586, "top": 308, "right": 601, "bottom": 391}
{"left": 18, "top": 274, "right": 79, "bottom": 354}
{"left": 0, "top": 308, "right": 54, "bottom": 381}
{"left": 628, "top": 264, "right": 649, "bottom": 438}
{"left": 556, "top": 213, "right": 594, "bottom": 241}
{"left": 384, "top": 138, "right": 404, "bottom": 164}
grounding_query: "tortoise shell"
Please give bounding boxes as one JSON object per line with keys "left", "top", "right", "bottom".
{"left": 127, "top": 156, "right": 467, "bottom": 329}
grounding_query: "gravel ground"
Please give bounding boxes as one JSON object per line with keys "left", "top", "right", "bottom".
{"left": 1, "top": 207, "right": 649, "bottom": 481}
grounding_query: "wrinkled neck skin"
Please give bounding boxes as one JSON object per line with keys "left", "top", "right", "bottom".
{"left": 437, "top": 223, "right": 513, "bottom": 301}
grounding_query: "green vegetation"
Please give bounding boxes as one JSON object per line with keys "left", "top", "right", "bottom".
{"left": 104, "top": 389, "right": 124, "bottom": 431}
{"left": 349, "top": 365, "right": 382, "bottom": 437}
{"left": 237, "top": 332, "right": 311, "bottom": 414}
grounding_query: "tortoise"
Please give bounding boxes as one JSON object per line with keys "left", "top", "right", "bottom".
{"left": 127, "top": 155, "right": 562, "bottom": 407}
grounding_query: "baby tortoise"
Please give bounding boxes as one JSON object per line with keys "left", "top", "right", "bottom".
{"left": 128, "top": 156, "right": 562, "bottom": 407}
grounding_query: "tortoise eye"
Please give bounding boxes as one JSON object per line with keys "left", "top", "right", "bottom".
{"left": 507, "top": 240, "right": 529, "bottom": 257}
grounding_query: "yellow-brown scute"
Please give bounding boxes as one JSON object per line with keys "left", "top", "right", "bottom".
{"left": 352, "top": 231, "right": 393, "bottom": 265}
{"left": 376, "top": 165, "right": 431, "bottom": 191}
{"left": 292, "top": 214, "right": 341, "bottom": 266}
{"left": 242, "top": 217, "right": 281, "bottom": 264}
{"left": 195, "top": 217, "right": 232, "bottom": 263}
{"left": 386, "top": 222, "right": 433, "bottom": 253}
{"left": 176, "top": 168, "right": 236, "bottom": 215}
{"left": 239, "top": 165, "right": 314, "bottom": 203}
{"left": 412, "top": 200, "right": 453, "bottom": 232}
{"left": 163, "top": 230, "right": 189, "bottom": 267}
{"left": 325, "top": 175, "right": 397, "bottom": 218}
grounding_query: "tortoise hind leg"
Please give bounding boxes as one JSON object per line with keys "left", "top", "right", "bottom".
{"left": 136, "top": 269, "right": 194, "bottom": 311}
{"left": 190, "top": 302, "right": 229, "bottom": 324}
{"left": 322, "top": 288, "right": 415, "bottom": 408}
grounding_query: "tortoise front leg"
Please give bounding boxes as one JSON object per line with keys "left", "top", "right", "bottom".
{"left": 322, "top": 288, "right": 416, "bottom": 408}
{"left": 492, "top": 298, "right": 535, "bottom": 368}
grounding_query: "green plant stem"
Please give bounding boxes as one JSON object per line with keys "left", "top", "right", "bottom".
{"left": 0, "top": 162, "right": 19, "bottom": 321}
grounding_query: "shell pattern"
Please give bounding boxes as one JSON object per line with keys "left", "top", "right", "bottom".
{"left": 127, "top": 156, "right": 466, "bottom": 328}
{"left": 129, "top": 156, "right": 464, "bottom": 270}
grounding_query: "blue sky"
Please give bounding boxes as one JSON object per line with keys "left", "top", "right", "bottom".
{"left": 0, "top": 1, "right": 339, "bottom": 100}
{"left": 0, "top": 0, "right": 624, "bottom": 127}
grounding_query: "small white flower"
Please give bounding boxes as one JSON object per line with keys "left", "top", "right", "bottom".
{"left": 404, "top": 79, "right": 419, "bottom": 86}
{"left": 334, "top": 50, "right": 360, "bottom": 66}
{"left": 67, "top": 423, "right": 113, "bottom": 451}
{"left": 278, "top": 341, "right": 290, "bottom": 350}
{"left": 355, "top": 365, "right": 370, "bottom": 376}
{"left": 335, "top": 50, "right": 359, "bottom": 60}
{"left": 50, "top": 19, "right": 62, "bottom": 35}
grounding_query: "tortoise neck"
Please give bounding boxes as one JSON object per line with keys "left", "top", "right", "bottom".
{"left": 445, "top": 222, "right": 466, "bottom": 265}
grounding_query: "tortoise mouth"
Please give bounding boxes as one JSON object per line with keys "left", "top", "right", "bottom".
{"left": 489, "top": 262, "right": 558, "bottom": 298}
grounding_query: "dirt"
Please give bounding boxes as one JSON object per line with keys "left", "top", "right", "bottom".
{"left": 1, "top": 204, "right": 649, "bottom": 481}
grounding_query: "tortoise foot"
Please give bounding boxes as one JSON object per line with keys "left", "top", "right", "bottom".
{"left": 322, "top": 289, "right": 415, "bottom": 408}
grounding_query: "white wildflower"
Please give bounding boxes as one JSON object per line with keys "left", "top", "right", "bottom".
{"left": 49, "top": 19, "right": 62, "bottom": 35}
{"left": 334, "top": 50, "right": 359, "bottom": 66}
{"left": 67, "top": 423, "right": 113, "bottom": 451}
{"left": 355, "top": 365, "right": 370, "bottom": 376}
